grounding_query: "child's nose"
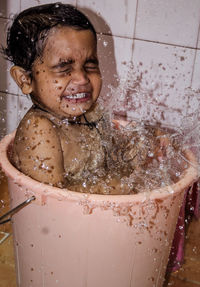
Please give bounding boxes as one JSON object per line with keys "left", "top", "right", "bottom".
{"left": 71, "top": 69, "right": 89, "bottom": 85}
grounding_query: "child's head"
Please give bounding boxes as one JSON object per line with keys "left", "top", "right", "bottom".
{"left": 4, "top": 2, "right": 102, "bottom": 118}
{"left": 4, "top": 2, "right": 97, "bottom": 72}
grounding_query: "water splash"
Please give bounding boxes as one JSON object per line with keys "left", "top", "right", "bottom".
{"left": 69, "top": 62, "right": 199, "bottom": 195}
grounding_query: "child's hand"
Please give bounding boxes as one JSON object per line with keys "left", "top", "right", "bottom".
{"left": 112, "top": 120, "right": 171, "bottom": 166}
{"left": 154, "top": 129, "right": 170, "bottom": 162}
{"left": 111, "top": 120, "right": 153, "bottom": 167}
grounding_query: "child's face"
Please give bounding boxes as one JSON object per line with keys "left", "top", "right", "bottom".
{"left": 30, "top": 26, "right": 102, "bottom": 118}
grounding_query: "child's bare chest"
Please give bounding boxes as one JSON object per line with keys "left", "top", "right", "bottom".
{"left": 59, "top": 123, "right": 106, "bottom": 182}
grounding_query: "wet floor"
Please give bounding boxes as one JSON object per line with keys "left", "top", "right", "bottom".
{"left": 0, "top": 172, "right": 16, "bottom": 287}
{"left": 164, "top": 216, "right": 200, "bottom": 287}
{"left": 0, "top": 170, "right": 199, "bottom": 287}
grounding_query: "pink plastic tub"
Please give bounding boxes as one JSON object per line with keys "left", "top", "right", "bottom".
{"left": 0, "top": 132, "right": 198, "bottom": 287}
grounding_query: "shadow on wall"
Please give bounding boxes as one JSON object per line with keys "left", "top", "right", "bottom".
{"left": 80, "top": 7, "right": 119, "bottom": 105}
{"left": 0, "top": 0, "right": 7, "bottom": 139}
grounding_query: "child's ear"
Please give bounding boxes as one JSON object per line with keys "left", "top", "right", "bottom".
{"left": 10, "top": 66, "right": 33, "bottom": 95}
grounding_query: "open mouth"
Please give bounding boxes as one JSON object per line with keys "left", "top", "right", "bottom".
{"left": 62, "top": 92, "right": 91, "bottom": 103}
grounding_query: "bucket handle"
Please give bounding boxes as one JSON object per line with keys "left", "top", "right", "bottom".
{"left": 0, "top": 196, "right": 36, "bottom": 225}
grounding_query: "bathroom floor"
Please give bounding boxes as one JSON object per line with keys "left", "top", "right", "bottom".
{"left": 0, "top": 172, "right": 16, "bottom": 287}
{"left": 0, "top": 170, "right": 199, "bottom": 287}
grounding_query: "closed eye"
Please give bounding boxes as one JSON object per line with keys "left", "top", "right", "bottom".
{"left": 51, "top": 59, "right": 73, "bottom": 74}
{"left": 84, "top": 59, "right": 99, "bottom": 71}
{"left": 58, "top": 67, "right": 72, "bottom": 74}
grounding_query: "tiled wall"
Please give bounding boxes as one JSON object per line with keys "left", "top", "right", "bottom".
{"left": 0, "top": 0, "right": 200, "bottom": 132}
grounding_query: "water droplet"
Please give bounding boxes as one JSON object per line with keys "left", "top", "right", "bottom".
{"left": 82, "top": 181, "right": 87, "bottom": 188}
{"left": 103, "top": 41, "right": 108, "bottom": 47}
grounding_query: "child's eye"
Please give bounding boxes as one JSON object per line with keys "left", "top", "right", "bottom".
{"left": 59, "top": 68, "right": 71, "bottom": 74}
{"left": 53, "top": 61, "right": 73, "bottom": 75}
{"left": 84, "top": 64, "right": 99, "bottom": 72}
{"left": 56, "top": 67, "right": 72, "bottom": 75}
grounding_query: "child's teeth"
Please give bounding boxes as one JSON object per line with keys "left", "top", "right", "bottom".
{"left": 67, "top": 93, "right": 86, "bottom": 99}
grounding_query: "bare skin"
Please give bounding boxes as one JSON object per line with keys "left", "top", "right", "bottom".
{"left": 11, "top": 27, "right": 104, "bottom": 187}
{"left": 12, "top": 110, "right": 65, "bottom": 186}
{"left": 12, "top": 104, "right": 106, "bottom": 187}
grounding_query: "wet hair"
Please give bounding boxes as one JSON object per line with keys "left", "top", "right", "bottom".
{"left": 3, "top": 2, "right": 96, "bottom": 72}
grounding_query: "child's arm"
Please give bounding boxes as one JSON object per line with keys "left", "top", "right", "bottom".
{"left": 12, "top": 113, "right": 65, "bottom": 187}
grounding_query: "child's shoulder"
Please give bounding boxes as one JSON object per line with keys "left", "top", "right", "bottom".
{"left": 16, "top": 107, "right": 58, "bottom": 138}
{"left": 13, "top": 107, "right": 62, "bottom": 158}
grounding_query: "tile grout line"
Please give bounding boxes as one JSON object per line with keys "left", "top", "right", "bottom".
{"left": 131, "top": 0, "right": 139, "bottom": 60}
{"left": 96, "top": 32, "right": 200, "bottom": 51}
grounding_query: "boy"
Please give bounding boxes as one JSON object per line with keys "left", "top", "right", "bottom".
{"left": 3, "top": 2, "right": 167, "bottom": 193}
{"left": 3, "top": 3, "right": 107, "bottom": 188}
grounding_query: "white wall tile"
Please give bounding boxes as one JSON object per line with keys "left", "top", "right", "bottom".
{"left": 135, "top": 0, "right": 200, "bottom": 48}
{"left": 197, "top": 27, "right": 200, "bottom": 49}
{"left": 0, "top": 92, "right": 31, "bottom": 135}
{"left": 0, "top": 18, "right": 30, "bottom": 133}
{"left": 18, "top": 95, "right": 32, "bottom": 122}
{"left": 0, "top": 93, "right": 7, "bottom": 138}
{"left": 191, "top": 50, "right": 200, "bottom": 90}
{"left": 77, "top": 0, "right": 137, "bottom": 38}
{"left": 21, "top": 0, "right": 76, "bottom": 10}
{"left": 126, "top": 40, "right": 195, "bottom": 126}
{"left": 0, "top": 18, "right": 19, "bottom": 95}
{"left": 0, "top": 17, "right": 19, "bottom": 134}
{"left": 6, "top": 94, "right": 19, "bottom": 133}
{"left": 0, "top": 18, "right": 8, "bottom": 93}
{"left": 0, "top": 0, "right": 20, "bottom": 19}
